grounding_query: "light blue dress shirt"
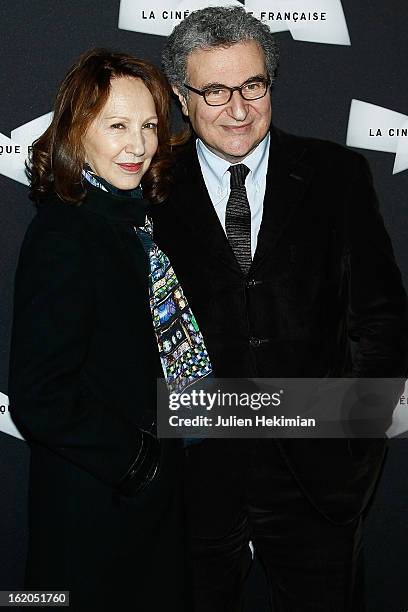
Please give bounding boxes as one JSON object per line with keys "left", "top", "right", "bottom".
{"left": 196, "top": 133, "right": 270, "bottom": 257}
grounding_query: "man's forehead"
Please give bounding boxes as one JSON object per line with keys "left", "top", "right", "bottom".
{"left": 186, "top": 40, "right": 266, "bottom": 86}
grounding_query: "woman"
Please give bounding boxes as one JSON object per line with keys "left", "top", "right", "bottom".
{"left": 8, "top": 48, "right": 211, "bottom": 611}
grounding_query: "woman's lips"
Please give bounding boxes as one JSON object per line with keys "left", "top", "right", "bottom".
{"left": 117, "top": 162, "right": 143, "bottom": 172}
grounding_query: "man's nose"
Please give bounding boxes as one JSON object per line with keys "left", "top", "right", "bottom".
{"left": 227, "top": 90, "right": 249, "bottom": 121}
{"left": 125, "top": 130, "right": 145, "bottom": 157}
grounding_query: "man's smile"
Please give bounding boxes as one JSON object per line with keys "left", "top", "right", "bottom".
{"left": 220, "top": 123, "right": 253, "bottom": 133}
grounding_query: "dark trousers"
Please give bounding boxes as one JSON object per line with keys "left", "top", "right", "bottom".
{"left": 185, "top": 439, "right": 365, "bottom": 612}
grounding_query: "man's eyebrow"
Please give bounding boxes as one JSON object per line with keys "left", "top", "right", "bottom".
{"left": 241, "top": 74, "right": 267, "bottom": 84}
{"left": 199, "top": 74, "right": 267, "bottom": 89}
{"left": 199, "top": 81, "right": 227, "bottom": 90}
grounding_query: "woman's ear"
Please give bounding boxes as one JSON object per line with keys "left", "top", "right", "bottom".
{"left": 172, "top": 86, "right": 189, "bottom": 117}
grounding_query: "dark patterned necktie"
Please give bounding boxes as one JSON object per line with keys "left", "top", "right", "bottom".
{"left": 225, "top": 164, "right": 252, "bottom": 275}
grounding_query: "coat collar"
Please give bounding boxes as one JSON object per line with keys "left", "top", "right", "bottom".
{"left": 250, "top": 126, "right": 314, "bottom": 272}
{"left": 169, "top": 125, "right": 314, "bottom": 276}
{"left": 79, "top": 181, "right": 149, "bottom": 226}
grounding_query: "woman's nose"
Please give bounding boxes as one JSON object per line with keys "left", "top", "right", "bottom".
{"left": 125, "top": 131, "right": 145, "bottom": 157}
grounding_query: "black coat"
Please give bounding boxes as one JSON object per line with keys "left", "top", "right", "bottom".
{"left": 8, "top": 183, "right": 190, "bottom": 611}
{"left": 151, "top": 126, "right": 408, "bottom": 525}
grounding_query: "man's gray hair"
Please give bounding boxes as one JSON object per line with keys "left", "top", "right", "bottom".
{"left": 162, "top": 6, "right": 280, "bottom": 98}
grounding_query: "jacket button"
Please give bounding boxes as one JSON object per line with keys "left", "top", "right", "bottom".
{"left": 246, "top": 279, "right": 263, "bottom": 288}
{"left": 249, "top": 337, "right": 269, "bottom": 347}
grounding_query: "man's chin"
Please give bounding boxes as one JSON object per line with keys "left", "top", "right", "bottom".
{"left": 219, "top": 147, "right": 256, "bottom": 163}
{"left": 210, "top": 131, "right": 269, "bottom": 161}
{"left": 206, "top": 142, "right": 258, "bottom": 163}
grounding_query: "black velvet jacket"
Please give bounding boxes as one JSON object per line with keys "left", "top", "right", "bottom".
{"left": 151, "top": 126, "right": 408, "bottom": 524}
{"left": 8, "top": 182, "right": 162, "bottom": 491}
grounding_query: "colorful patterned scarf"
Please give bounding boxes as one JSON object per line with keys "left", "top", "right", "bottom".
{"left": 136, "top": 218, "right": 212, "bottom": 393}
{"left": 82, "top": 167, "right": 212, "bottom": 396}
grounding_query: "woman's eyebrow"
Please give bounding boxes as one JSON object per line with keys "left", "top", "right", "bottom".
{"left": 102, "top": 114, "right": 158, "bottom": 121}
{"left": 103, "top": 115, "right": 130, "bottom": 120}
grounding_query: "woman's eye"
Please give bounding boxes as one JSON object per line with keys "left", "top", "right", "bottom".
{"left": 111, "top": 123, "right": 125, "bottom": 129}
{"left": 143, "top": 122, "right": 158, "bottom": 129}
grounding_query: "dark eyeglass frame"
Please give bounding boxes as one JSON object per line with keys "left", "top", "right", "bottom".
{"left": 183, "top": 76, "right": 271, "bottom": 106}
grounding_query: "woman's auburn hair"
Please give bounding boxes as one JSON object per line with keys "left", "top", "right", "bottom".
{"left": 28, "top": 48, "right": 186, "bottom": 205}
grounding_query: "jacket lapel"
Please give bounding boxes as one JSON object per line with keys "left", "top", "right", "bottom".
{"left": 171, "top": 139, "right": 244, "bottom": 276}
{"left": 251, "top": 128, "right": 314, "bottom": 273}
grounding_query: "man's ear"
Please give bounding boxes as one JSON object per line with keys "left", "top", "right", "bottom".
{"left": 172, "top": 85, "right": 189, "bottom": 117}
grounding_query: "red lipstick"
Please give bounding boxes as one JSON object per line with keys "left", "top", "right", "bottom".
{"left": 117, "top": 162, "right": 143, "bottom": 172}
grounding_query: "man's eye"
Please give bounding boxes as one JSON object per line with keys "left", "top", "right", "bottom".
{"left": 143, "top": 122, "right": 158, "bottom": 129}
{"left": 207, "top": 88, "right": 226, "bottom": 97}
{"left": 243, "top": 82, "right": 262, "bottom": 92}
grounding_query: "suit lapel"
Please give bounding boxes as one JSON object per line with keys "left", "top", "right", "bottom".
{"left": 251, "top": 128, "right": 314, "bottom": 273}
{"left": 171, "top": 140, "right": 244, "bottom": 276}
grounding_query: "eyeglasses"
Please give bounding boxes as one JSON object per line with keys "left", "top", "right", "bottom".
{"left": 183, "top": 77, "right": 271, "bottom": 107}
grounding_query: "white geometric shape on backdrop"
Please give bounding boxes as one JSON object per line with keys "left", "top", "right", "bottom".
{"left": 0, "top": 392, "right": 25, "bottom": 441}
{"left": 0, "top": 112, "right": 53, "bottom": 185}
{"left": 247, "top": 0, "right": 350, "bottom": 45}
{"left": 118, "top": 0, "right": 351, "bottom": 45}
{"left": 346, "top": 100, "right": 408, "bottom": 174}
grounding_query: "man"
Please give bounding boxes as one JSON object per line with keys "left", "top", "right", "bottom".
{"left": 152, "top": 6, "right": 408, "bottom": 611}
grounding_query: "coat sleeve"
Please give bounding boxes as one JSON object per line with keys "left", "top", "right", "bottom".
{"left": 343, "top": 154, "right": 408, "bottom": 434}
{"left": 8, "top": 226, "right": 158, "bottom": 491}
{"left": 346, "top": 154, "right": 408, "bottom": 379}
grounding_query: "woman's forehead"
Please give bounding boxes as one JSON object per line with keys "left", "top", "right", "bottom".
{"left": 101, "top": 77, "right": 156, "bottom": 116}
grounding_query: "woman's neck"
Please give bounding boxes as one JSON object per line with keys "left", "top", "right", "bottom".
{"left": 82, "top": 165, "right": 143, "bottom": 199}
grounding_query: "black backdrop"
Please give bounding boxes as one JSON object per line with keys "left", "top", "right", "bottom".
{"left": 1, "top": 2, "right": 407, "bottom": 610}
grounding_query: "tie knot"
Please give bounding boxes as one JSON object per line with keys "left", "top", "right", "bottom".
{"left": 228, "top": 164, "right": 250, "bottom": 189}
